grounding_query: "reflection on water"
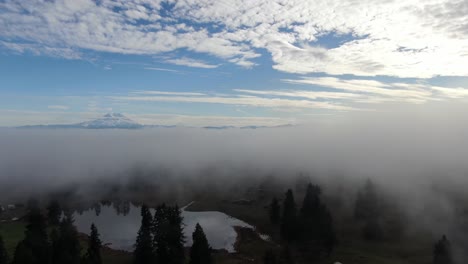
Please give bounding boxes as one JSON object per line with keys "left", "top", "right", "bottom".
{"left": 73, "top": 202, "right": 255, "bottom": 253}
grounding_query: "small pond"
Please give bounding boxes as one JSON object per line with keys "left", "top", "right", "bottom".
{"left": 73, "top": 202, "right": 262, "bottom": 253}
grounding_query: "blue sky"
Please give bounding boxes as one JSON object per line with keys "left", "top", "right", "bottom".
{"left": 0, "top": 0, "right": 467, "bottom": 126}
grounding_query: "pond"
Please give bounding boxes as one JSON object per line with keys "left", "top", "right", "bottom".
{"left": 73, "top": 202, "right": 263, "bottom": 253}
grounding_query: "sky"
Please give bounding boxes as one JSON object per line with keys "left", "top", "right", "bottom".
{"left": 0, "top": 0, "right": 468, "bottom": 126}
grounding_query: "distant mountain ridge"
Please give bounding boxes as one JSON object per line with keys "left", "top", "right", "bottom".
{"left": 16, "top": 113, "right": 293, "bottom": 130}
{"left": 18, "top": 113, "right": 143, "bottom": 129}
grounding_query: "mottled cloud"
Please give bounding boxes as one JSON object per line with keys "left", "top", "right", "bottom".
{"left": 165, "top": 57, "right": 220, "bottom": 69}
{"left": 1, "top": 0, "right": 467, "bottom": 77}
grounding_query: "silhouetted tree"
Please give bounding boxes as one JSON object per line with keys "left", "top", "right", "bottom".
{"left": 300, "top": 184, "right": 322, "bottom": 239}
{"left": 189, "top": 223, "right": 212, "bottom": 264}
{"left": 153, "top": 204, "right": 169, "bottom": 263}
{"left": 299, "top": 183, "right": 337, "bottom": 255}
{"left": 47, "top": 200, "right": 61, "bottom": 226}
{"left": 13, "top": 206, "right": 51, "bottom": 264}
{"left": 153, "top": 204, "right": 185, "bottom": 264}
{"left": 50, "top": 229, "right": 59, "bottom": 264}
{"left": 263, "top": 249, "right": 277, "bottom": 264}
{"left": 134, "top": 205, "right": 154, "bottom": 264}
{"left": 82, "top": 224, "right": 102, "bottom": 264}
{"left": 433, "top": 235, "right": 453, "bottom": 264}
{"left": 54, "top": 215, "right": 81, "bottom": 264}
{"left": 319, "top": 209, "right": 337, "bottom": 256}
{"left": 0, "top": 235, "right": 8, "bottom": 264}
{"left": 354, "top": 179, "right": 379, "bottom": 221}
{"left": 281, "top": 189, "right": 297, "bottom": 241}
{"left": 166, "top": 206, "right": 185, "bottom": 264}
{"left": 269, "top": 198, "right": 280, "bottom": 225}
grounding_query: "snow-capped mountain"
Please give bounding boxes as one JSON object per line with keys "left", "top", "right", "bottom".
{"left": 16, "top": 113, "right": 292, "bottom": 129}
{"left": 78, "top": 113, "right": 143, "bottom": 129}
{"left": 18, "top": 113, "right": 143, "bottom": 129}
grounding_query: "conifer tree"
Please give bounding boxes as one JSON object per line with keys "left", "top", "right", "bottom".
{"left": 166, "top": 206, "right": 185, "bottom": 264}
{"left": 13, "top": 206, "right": 51, "bottom": 264}
{"left": 0, "top": 235, "right": 8, "bottom": 264}
{"left": 433, "top": 235, "right": 453, "bottom": 264}
{"left": 54, "top": 215, "right": 81, "bottom": 264}
{"left": 281, "top": 189, "right": 297, "bottom": 241}
{"left": 189, "top": 223, "right": 212, "bottom": 264}
{"left": 83, "top": 224, "right": 102, "bottom": 264}
{"left": 50, "top": 228, "right": 59, "bottom": 264}
{"left": 269, "top": 198, "right": 280, "bottom": 225}
{"left": 47, "top": 200, "right": 61, "bottom": 226}
{"left": 153, "top": 204, "right": 169, "bottom": 263}
{"left": 299, "top": 183, "right": 322, "bottom": 240}
{"left": 354, "top": 179, "right": 379, "bottom": 221}
{"left": 134, "top": 205, "right": 154, "bottom": 264}
{"left": 298, "top": 183, "right": 337, "bottom": 255}
{"left": 319, "top": 209, "right": 337, "bottom": 256}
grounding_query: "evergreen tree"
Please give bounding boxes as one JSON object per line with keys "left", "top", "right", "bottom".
{"left": 300, "top": 184, "right": 322, "bottom": 218}
{"left": 13, "top": 206, "right": 51, "bottom": 264}
{"left": 83, "top": 224, "right": 102, "bottom": 264}
{"left": 319, "top": 209, "right": 337, "bottom": 256}
{"left": 299, "top": 183, "right": 337, "bottom": 255}
{"left": 299, "top": 184, "right": 322, "bottom": 239}
{"left": 152, "top": 204, "right": 185, "bottom": 264}
{"left": 189, "top": 223, "right": 212, "bottom": 264}
{"left": 433, "top": 235, "right": 453, "bottom": 264}
{"left": 134, "top": 205, "right": 154, "bottom": 264}
{"left": 354, "top": 179, "right": 379, "bottom": 221}
{"left": 166, "top": 206, "right": 185, "bottom": 264}
{"left": 47, "top": 200, "right": 61, "bottom": 226}
{"left": 0, "top": 235, "right": 8, "bottom": 264}
{"left": 269, "top": 198, "right": 280, "bottom": 225}
{"left": 54, "top": 215, "right": 81, "bottom": 264}
{"left": 281, "top": 189, "right": 297, "bottom": 241}
{"left": 153, "top": 204, "right": 169, "bottom": 263}
{"left": 50, "top": 229, "right": 59, "bottom": 264}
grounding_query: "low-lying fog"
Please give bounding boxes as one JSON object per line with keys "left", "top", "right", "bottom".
{"left": 0, "top": 102, "right": 467, "bottom": 257}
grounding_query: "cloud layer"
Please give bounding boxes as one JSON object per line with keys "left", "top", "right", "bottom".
{"left": 1, "top": 0, "right": 468, "bottom": 77}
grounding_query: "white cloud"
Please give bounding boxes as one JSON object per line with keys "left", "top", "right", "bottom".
{"left": 110, "top": 94, "right": 355, "bottom": 111}
{"left": 165, "top": 57, "right": 219, "bottom": 68}
{"left": 133, "top": 91, "right": 206, "bottom": 96}
{"left": 1, "top": 0, "right": 467, "bottom": 77}
{"left": 144, "top": 67, "right": 181, "bottom": 73}
{"left": 127, "top": 113, "right": 293, "bottom": 127}
{"left": 47, "top": 105, "right": 70, "bottom": 110}
{"left": 282, "top": 77, "right": 468, "bottom": 103}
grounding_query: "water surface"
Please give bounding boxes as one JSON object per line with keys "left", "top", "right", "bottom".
{"left": 73, "top": 203, "right": 256, "bottom": 252}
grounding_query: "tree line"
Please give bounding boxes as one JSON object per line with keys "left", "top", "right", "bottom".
{"left": 266, "top": 183, "right": 337, "bottom": 263}
{"left": 0, "top": 200, "right": 212, "bottom": 264}
{"left": 133, "top": 204, "right": 212, "bottom": 264}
